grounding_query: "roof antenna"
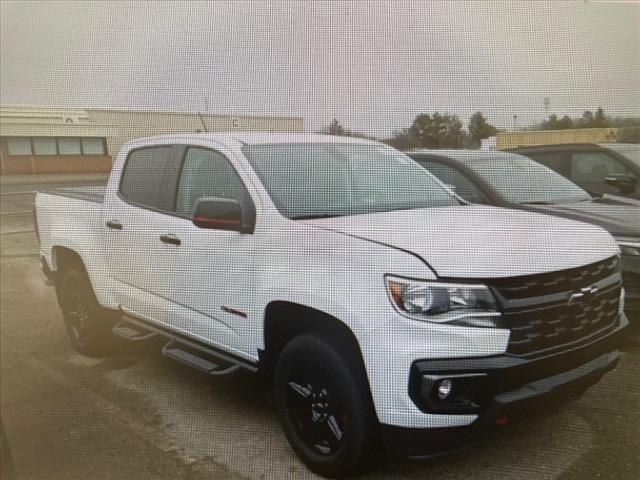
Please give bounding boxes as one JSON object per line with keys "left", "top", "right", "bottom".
{"left": 197, "top": 111, "right": 209, "bottom": 133}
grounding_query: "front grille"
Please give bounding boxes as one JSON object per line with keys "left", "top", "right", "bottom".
{"left": 486, "top": 256, "right": 621, "bottom": 357}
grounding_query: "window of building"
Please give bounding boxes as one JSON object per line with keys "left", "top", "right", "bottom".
{"left": 81, "top": 138, "right": 106, "bottom": 155}
{"left": 6, "top": 137, "right": 32, "bottom": 155}
{"left": 32, "top": 137, "right": 58, "bottom": 155}
{"left": 3, "top": 136, "right": 107, "bottom": 156}
{"left": 57, "top": 137, "right": 82, "bottom": 155}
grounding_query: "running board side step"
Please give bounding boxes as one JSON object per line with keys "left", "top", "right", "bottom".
{"left": 162, "top": 340, "right": 242, "bottom": 376}
{"left": 114, "top": 310, "right": 258, "bottom": 375}
{"left": 112, "top": 318, "right": 158, "bottom": 341}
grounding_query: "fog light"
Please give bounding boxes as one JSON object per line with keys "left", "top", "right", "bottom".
{"left": 437, "top": 379, "right": 453, "bottom": 400}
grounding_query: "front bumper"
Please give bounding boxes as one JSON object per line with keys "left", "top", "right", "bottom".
{"left": 621, "top": 255, "right": 640, "bottom": 321}
{"left": 382, "top": 313, "right": 628, "bottom": 458}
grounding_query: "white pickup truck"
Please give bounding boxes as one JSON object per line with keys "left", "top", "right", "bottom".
{"left": 35, "top": 134, "right": 628, "bottom": 477}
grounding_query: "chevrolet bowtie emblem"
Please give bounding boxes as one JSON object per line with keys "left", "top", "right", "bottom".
{"left": 568, "top": 285, "right": 599, "bottom": 305}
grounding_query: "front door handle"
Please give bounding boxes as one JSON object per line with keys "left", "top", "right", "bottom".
{"left": 160, "top": 234, "right": 181, "bottom": 246}
{"left": 106, "top": 220, "right": 123, "bottom": 230}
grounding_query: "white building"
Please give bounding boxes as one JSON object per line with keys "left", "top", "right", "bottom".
{"left": 0, "top": 106, "right": 303, "bottom": 175}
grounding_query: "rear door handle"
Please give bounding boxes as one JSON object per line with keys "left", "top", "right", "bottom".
{"left": 160, "top": 234, "right": 181, "bottom": 246}
{"left": 106, "top": 220, "right": 123, "bottom": 230}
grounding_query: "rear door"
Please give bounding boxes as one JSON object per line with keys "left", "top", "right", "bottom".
{"left": 103, "top": 144, "right": 183, "bottom": 316}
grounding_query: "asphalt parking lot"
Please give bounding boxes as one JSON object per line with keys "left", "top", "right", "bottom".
{"left": 1, "top": 179, "right": 639, "bottom": 480}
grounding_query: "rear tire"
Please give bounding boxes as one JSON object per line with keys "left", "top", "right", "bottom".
{"left": 274, "top": 334, "right": 377, "bottom": 478}
{"left": 58, "top": 269, "right": 116, "bottom": 357}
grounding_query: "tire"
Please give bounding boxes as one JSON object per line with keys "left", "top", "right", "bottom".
{"left": 57, "top": 268, "right": 116, "bottom": 357}
{"left": 274, "top": 334, "right": 377, "bottom": 478}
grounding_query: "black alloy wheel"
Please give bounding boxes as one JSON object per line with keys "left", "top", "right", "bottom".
{"left": 285, "top": 363, "right": 347, "bottom": 456}
{"left": 275, "top": 334, "right": 377, "bottom": 478}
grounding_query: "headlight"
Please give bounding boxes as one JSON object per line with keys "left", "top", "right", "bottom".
{"left": 614, "top": 237, "right": 640, "bottom": 257}
{"left": 385, "top": 275, "right": 500, "bottom": 327}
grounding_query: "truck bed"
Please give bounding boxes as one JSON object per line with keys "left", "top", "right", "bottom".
{"left": 45, "top": 185, "right": 106, "bottom": 204}
{"left": 35, "top": 188, "right": 107, "bottom": 299}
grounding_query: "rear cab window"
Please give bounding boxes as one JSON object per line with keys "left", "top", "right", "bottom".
{"left": 119, "top": 146, "right": 179, "bottom": 211}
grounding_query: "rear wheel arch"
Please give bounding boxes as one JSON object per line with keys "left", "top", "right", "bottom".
{"left": 52, "top": 246, "right": 86, "bottom": 275}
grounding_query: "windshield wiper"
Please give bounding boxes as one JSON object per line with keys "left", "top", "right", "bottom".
{"left": 589, "top": 192, "right": 603, "bottom": 200}
{"left": 520, "top": 201, "right": 555, "bottom": 205}
{"left": 290, "top": 213, "right": 342, "bottom": 220}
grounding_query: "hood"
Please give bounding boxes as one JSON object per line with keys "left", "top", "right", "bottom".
{"left": 304, "top": 206, "right": 618, "bottom": 279}
{"left": 524, "top": 196, "right": 640, "bottom": 237}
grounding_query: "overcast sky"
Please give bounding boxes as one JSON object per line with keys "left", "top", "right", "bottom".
{"left": 1, "top": 0, "right": 638, "bottom": 137}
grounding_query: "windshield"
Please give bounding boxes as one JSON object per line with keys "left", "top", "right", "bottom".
{"left": 602, "top": 143, "right": 640, "bottom": 168}
{"left": 466, "top": 155, "right": 592, "bottom": 204}
{"left": 243, "top": 143, "right": 459, "bottom": 218}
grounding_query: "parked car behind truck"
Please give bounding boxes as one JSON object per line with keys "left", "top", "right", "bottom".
{"left": 511, "top": 143, "right": 640, "bottom": 199}
{"left": 35, "top": 134, "right": 628, "bottom": 477}
{"left": 407, "top": 150, "right": 640, "bottom": 321}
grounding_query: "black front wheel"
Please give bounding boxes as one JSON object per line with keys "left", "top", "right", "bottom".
{"left": 274, "top": 334, "right": 377, "bottom": 478}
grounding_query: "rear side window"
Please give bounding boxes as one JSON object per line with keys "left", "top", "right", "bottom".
{"left": 526, "top": 152, "right": 568, "bottom": 175}
{"left": 120, "top": 146, "right": 175, "bottom": 210}
{"left": 175, "top": 147, "right": 250, "bottom": 217}
{"left": 418, "top": 160, "right": 486, "bottom": 204}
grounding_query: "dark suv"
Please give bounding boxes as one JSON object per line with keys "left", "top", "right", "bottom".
{"left": 408, "top": 149, "right": 640, "bottom": 321}
{"left": 510, "top": 143, "right": 640, "bottom": 200}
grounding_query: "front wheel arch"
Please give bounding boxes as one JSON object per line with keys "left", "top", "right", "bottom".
{"left": 261, "top": 302, "right": 371, "bottom": 389}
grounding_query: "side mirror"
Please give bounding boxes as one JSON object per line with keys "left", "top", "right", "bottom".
{"left": 604, "top": 173, "right": 637, "bottom": 194}
{"left": 192, "top": 197, "right": 251, "bottom": 233}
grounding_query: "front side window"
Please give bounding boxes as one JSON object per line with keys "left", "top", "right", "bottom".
{"left": 175, "top": 148, "right": 249, "bottom": 217}
{"left": 243, "top": 143, "right": 458, "bottom": 219}
{"left": 571, "top": 152, "right": 629, "bottom": 183}
{"left": 603, "top": 144, "right": 640, "bottom": 168}
{"left": 120, "top": 146, "right": 175, "bottom": 210}
{"left": 466, "top": 154, "right": 591, "bottom": 204}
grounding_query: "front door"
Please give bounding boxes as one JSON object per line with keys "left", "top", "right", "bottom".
{"left": 149, "top": 146, "right": 260, "bottom": 358}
